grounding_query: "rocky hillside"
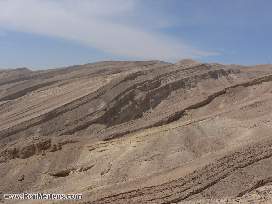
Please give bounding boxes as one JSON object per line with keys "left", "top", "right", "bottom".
{"left": 1, "top": 60, "right": 272, "bottom": 203}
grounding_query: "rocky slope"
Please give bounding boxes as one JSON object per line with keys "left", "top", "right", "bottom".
{"left": 1, "top": 60, "right": 272, "bottom": 203}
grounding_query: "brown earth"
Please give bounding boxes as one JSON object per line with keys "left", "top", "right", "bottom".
{"left": 1, "top": 60, "right": 272, "bottom": 203}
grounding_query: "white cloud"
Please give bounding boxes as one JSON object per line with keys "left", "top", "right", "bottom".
{"left": 0, "top": 0, "right": 218, "bottom": 61}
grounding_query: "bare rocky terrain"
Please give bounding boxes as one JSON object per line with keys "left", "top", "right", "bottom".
{"left": 1, "top": 59, "right": 272, "bottom": 203}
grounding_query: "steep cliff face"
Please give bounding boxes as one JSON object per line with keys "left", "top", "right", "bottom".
{"left": 1, "top": 61, "right": 272, "bottom": 203}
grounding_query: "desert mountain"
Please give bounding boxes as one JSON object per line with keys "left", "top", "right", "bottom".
{"left": 1, "top": 60, "right": 272, "bottom": 203}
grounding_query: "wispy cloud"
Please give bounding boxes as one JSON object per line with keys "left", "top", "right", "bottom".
{"left": 0, "top": 0, "right": 218, "bottom": 61}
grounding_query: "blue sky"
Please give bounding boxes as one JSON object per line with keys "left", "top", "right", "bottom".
{"left": 0, "top": 0, "right": 272, "bottom": 69}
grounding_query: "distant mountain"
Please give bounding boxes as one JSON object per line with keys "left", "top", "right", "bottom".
{"left": 1, "top": 60, "right": 272, "bottom": 203}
